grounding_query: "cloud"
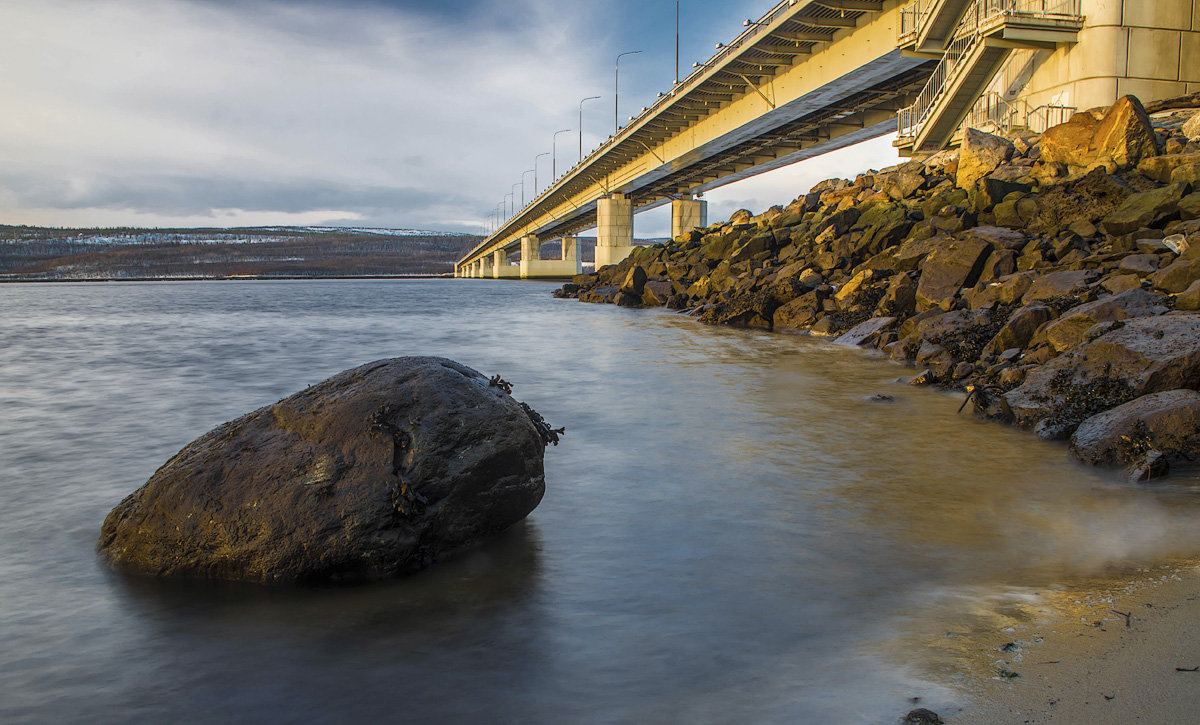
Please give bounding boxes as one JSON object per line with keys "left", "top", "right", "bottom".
{"left": 0, "top": 0, "right": 607, "bottom": 231}
{"left": 0, "top": 0, "right": 900, "bottom": 233}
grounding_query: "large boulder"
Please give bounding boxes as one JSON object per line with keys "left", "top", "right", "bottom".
{"left": 1184, "top": 111, "right": 1200, "bottom": 143}
{"left": 915, "top": 238, "right": 992, "bottom": 311}
{"left": 98, "top": 357, "right": 551, "bottom": 584}
{"left": 1101, "top": 182, "right": 1191, "bottom": 235}
{"left": 1040, "top": 112, "right": 1103, "bottom": 167}
{"left": 957, "top": 128, "right": 1014, "bottom": 189}
{"left": 1037, "top": 289, "right": 1168, "bottom": 352}
{"left": 1071, "top": 389, "right": 1200, "bottom": 467}
{"left": 1137, "top": 153, "right": 1200, "bottom": 183}
{"left": 982, "top": 304, "right": 1055, "bottom": 356}
{"left": 1150, "top": 257, "right": 1200, "bottom": 293}
{"left": 1021, "top": 269, "right": 1098, "bottom": 304}
{"left": 1090, "top": 95, "right": 1161, "bottom": 168}
{"left": 1004, "top": 313, "right": 1200, "bottom": 432}
{"left": 1041, "top": 97, "right": 1160, "bottom": 169}
{"left": 773, "top": 291, "right": 823, "bottom": 331}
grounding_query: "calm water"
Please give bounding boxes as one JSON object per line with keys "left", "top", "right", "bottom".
{"left": 3, "top": 279, "right": 1200, "bottom": 724}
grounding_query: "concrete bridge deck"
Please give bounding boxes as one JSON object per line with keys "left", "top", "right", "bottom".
{"left": 457, "top": 0, "right": 936, "bottom": 278}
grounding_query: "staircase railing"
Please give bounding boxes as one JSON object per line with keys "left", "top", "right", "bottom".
{"left": 960, "top": 92, "right": 1075, "bottom": 135}
{"left": 897, "top": 0, "right": 1081, "bottom": 142}
{"left": 897, "top": 0, "right": 929, "bottom": 46}
{"left": 1024, "top": 102, "right": 1075, "bottom": 132}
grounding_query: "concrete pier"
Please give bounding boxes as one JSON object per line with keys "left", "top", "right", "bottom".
{"left": 493, "top": 249, "right": 518, "bottom": 278}
{"left": 595, "top": 193, "right": 635, "bottom": 269}
{"left": 671, "top": 195, "right": 708, "bottom": 240}
{"left": 518, "top": 234, "right": 582, "bottom": 278}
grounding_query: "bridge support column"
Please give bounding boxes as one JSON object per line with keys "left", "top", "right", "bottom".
{"left": 562, "top": 235, "right": 583, "bottom": 276}
{"left": 494, "top": 249, "right": 518, "bottom": 278}
{"left": 595, "top": 193, "right": 635, "bottom": 269}
{"left": 518, "top": 235, "right": 540, "bottom": 278}
{"left": 671, "top": 195, "right": 708, "bottom": 240}
{"left": 521, "top": 234, "right": 582, "bottom": 278}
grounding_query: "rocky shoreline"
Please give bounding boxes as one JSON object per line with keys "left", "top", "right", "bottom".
{"left": 557, "top": 95, "right": 1200, "bottom": 483}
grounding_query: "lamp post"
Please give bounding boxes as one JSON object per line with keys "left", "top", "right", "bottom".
{"left": 520, "top": 171, "right": 534, "bottom": 207}
{"left": 507, "top": 189, "right": 517, "bottom": 217}
{"left": 615, "top": 50, "right": 642, "bottom": 133}
{"left": 579, "top": 96, "right": 600, "bottom": 161}
{"left": 552, "top": 129, "right": 571, "bottom": 179}
{"left": 675, "top": 0, "right": 680, "bottom": 85}
{"left": 534, "top": 152, "right": 550, "bottom": 195}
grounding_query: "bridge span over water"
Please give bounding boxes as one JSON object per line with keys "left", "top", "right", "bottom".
{"left": 457, "top": 0, "right": 1197, "bottom": 279}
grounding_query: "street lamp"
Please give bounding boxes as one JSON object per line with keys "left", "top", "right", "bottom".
{"left": 615, "top": 50, "right": 643, "bottom": 133}
{"left": 675, "top": 1, "right": 680, "bottom": 85}
{"left": 534, "top": 152, "right": 550, "bottom": 195}
{"left": 579, "top": 95, "right": 600, "bottom": 161}
{"left": 520, "top": 171, "right": 534, "bottom": 207}
{"left": 552, "top": 129, "right": 571, "bottom": 179}
{"left": 508, "top": 188, "right": 517, "bottom": 217}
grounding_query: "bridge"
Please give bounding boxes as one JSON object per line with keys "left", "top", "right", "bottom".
{"left": 456, "top": 0, "right": 1197, "bottom": 279}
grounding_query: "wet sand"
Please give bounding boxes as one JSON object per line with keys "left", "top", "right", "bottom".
{"left": 948, "top": 564, "right": 1200, "bottom": 723}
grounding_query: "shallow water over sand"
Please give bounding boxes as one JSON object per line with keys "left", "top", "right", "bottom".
{"left": 2, "top": 279, "right": 1199, "bottom": 723}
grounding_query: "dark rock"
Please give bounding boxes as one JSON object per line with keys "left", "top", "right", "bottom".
{"left": 773, "top": 291, "right": 823, "bottom": 331}
{"left": 1129, "top": 450, "right": 1170, "bottom": 482}
{"left": 1004, "top": 313, "right": 1200, "bottom": 430}
{"left": 1070, "top": 389, "right": 1200, "bottom": 467}
{"left": 983, "top": 304, "right": 1054, "bottom": 356}
{"left": 902, "top": 708, "right": 945, "bottom": 725}
{"left": 98, "top": 357, "right": 549, "bottom": 584}
{"left": 701, "top": 291, "right": 777, "bottom": 329}
{"left": 1117, "top": 253, "right": 1162, "bottom": 276}
{"left": 1021, "top": 269, "right": 1098, "bottom": 304}
{"left": 641, "top": 279, "right": 674, "bottom": 306}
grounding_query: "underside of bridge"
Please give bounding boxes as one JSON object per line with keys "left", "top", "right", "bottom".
{"left": 459, "top": 0, "right": 1200, "bottom": 279}
{"left": 459, "top": 0, "right": 936, "bottom": 278}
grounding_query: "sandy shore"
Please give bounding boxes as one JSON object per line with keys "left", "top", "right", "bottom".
{"left": 937, "top": 563, "right": 1200, "bottom": 723}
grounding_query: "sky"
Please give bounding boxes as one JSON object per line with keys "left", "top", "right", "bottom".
{"left": 0, "top": 0, "right": 901, "bottom": 236}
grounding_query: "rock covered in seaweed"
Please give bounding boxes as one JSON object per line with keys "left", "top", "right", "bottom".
{"left": 98, "top": 357, "right": 552, "bottom": 584}
{"left": 554, "top": 93, "right": 1200, "bottom": 478}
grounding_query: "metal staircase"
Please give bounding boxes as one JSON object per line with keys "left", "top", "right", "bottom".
{"left": 898, "top": 0, "right": 973, "bottom": 54}
{"left": 894, "top": 0, "right": 1083, "bottom": 155}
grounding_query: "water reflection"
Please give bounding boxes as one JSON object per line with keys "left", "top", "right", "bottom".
{"left": 0, "top": 280, "right": 1198, "bottom": 723}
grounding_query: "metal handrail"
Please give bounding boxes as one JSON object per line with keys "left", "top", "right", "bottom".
{"left": 897, "top": 0, "right": 1081, "bottom": 140}
{"left": 897, "top": 0, "right": 927, "bottom": 44}
{"left": 960, "top": 92, "right": 1075, "bottom": 135}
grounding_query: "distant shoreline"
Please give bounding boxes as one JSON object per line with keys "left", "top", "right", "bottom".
{"left": 0, "top": 274, "right": 457, "bottom": 284}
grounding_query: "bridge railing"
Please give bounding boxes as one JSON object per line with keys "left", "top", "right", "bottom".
{"left": 897, "top": 0, "right": 1081, "bottom": 142}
